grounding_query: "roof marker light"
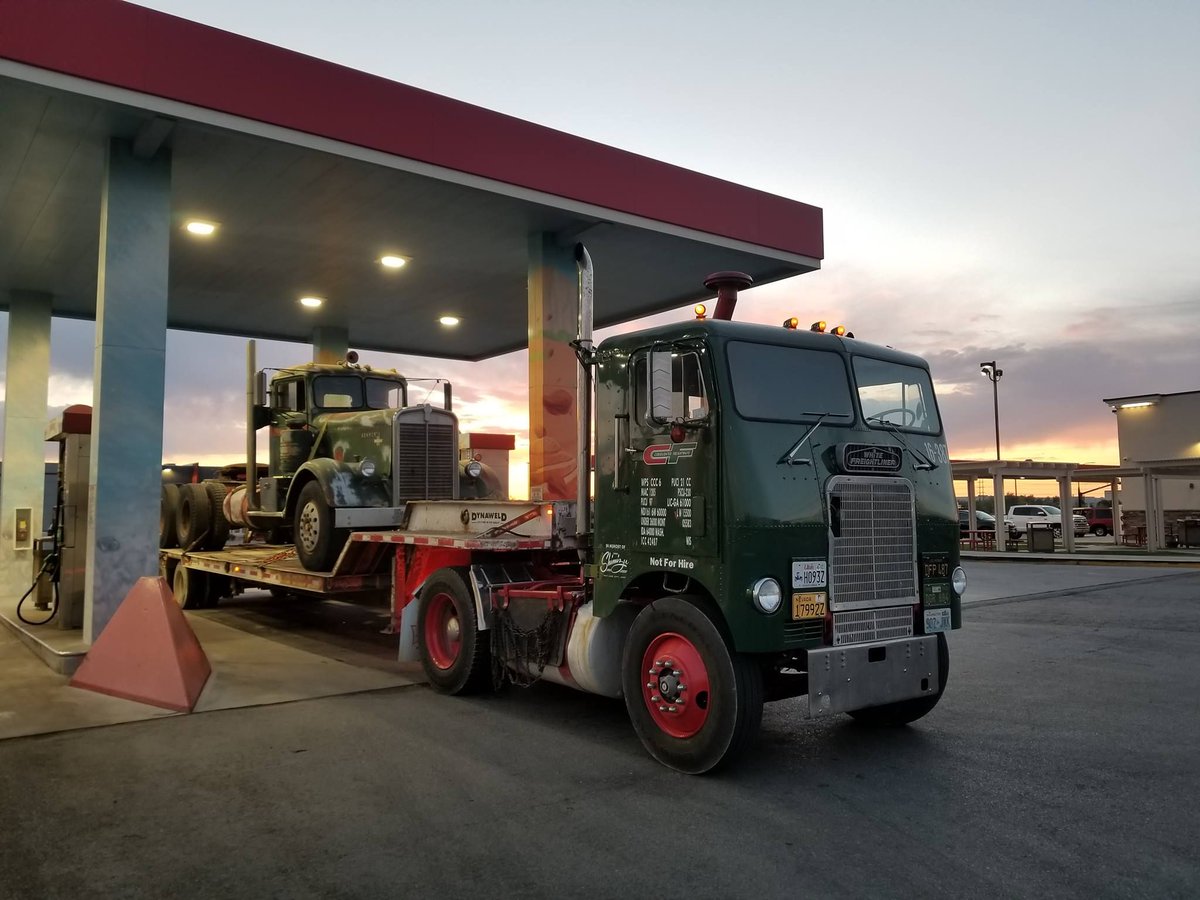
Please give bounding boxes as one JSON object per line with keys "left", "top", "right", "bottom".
{"left": 832, "top": 325, "right": 847, "bottom": 336}
{"left": 782, "top": 317, "right": 799, "bottom": 329}
{"left": 810, "top": 320, "right": 827, "bottom": 333}
{"left": 185, "top": 220, "right": 217, "bottom": 236}
{"left": 299, "top": 296, "right": 324, "bottom": 308}
{"left": 694, "top": 304, "right": 707, "bottom": 320}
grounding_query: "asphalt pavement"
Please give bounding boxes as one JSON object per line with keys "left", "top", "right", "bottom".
{"left": 2, "top": 573, "right": 1198, "bottom": 899}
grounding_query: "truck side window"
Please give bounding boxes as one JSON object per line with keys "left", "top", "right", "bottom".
{"left": 271, "top": 379, "right": 305, "bottom": 412}
{"left": 632, "top": 350, "right": 708, "bottom": 425}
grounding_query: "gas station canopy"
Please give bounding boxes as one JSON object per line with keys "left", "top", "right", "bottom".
{"left": 0, "top": 0, "right": 823, "bottom": 360}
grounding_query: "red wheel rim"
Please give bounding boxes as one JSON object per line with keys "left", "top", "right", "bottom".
{"left": 424, "top": 592, "right": 462, "bottom": 670}
{"left": 641, "top": 632, "right": 712, "bottom": 739}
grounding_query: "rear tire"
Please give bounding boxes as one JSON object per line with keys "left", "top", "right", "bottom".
{"left": 175, "top": 483, "right": 212, "bottom": 549}
{"left": 160, "top": 485, "right": 180, "bottom": 548}
{"left": 418, "top": 568, "right": 491, "bottom": 695}
{"left": 293, "top": 481, "right": 346, "bottom": 571}
{"left": 1093, "top": 525, "right": 1109, "bottom": 537}
{"left": 204, "top": 482, "right": 231, "bottom": 550}
{"left": 621, "top": 597, "right": 763, "bottom": 774}
{"left": 172, "top": 565, "right": 210, "bottom": 610}
{"left": 848, "top": 633, "right": 949, "bottom": 726}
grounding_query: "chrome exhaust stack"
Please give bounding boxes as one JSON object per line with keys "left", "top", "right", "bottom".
{"left": 574, "top": 243, "right": 594, "bottom": 550}
{"left": 246, "top": 340, "right": 259, "bottom": 510}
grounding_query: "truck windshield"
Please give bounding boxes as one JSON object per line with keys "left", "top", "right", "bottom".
{"left": 853, "top": 357, "right": 941, "bottom": 434}
{"left": 366, "top": 378, "right": 406, "bottom": 410}
{"left": 726, "top": 341, "right": 854, "bottom": 423}
{"left": 312, "top": 375, "right": 364, "bottom": 409}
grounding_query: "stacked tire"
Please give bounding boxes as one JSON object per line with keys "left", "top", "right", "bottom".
{"left": 160, "top": 481, "right": 232, "bottom": 552}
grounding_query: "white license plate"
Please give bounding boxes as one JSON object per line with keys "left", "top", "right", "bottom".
{"left": 924, "top": 608, "right": 951, "bottom": 633}
{"left": 792, "top": 560, "right": 827, "bottom": 589}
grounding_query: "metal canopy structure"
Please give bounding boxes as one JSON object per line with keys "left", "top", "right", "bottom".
{"left": 0, "top": 0, "right": 823, "bottom": 360}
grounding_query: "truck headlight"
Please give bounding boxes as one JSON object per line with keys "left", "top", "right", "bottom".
{"left": 952, "top": 566, "right": 967, "bottom": 596}
{"left": 359, "top": 457, "right": 377, "bottom": 478}
{"left": 750, "top": 577, "right": 783, "bottom": 614}
{"left": 465, "top": 460, "right": 483, "bottom": 479}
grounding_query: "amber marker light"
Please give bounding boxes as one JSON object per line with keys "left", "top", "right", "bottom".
{"left": 782, "top": 317, "right": 799, "bottom": 329}
{"left": 694, "top": 304, "right": 707, "bottom": 320}
{"left": 832, "top": 325, "right": 847, "bottom": 336}
{"left": 810, "top": 320, "right": 827, "bottom": 333}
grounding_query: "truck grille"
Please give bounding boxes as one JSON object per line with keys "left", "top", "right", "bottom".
{"left": 828, "top": 476, "right": 917, "bottom": 610}
{"left": 394, "top": 409, "right": 457, "bottom": 501}
{"left": 832, "top": 607, "right": 913, "bottom": 645}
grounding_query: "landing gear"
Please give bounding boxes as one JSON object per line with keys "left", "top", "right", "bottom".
{"left": 848, "top": 633, "right": 949, "bottom": 726}
{"left": 417, "top": 568, "right": 491, "bottom": 695}
{"left": 621, "top": 597, "right": 763, "bottom": 774}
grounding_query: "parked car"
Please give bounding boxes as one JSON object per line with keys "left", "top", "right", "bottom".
{"left": 958, "top": 508, "right": 997, "bottom": 534}
{"left": 1005, "top": 505, "right": 1088, "bottom": 538}
{"left": 1074, "top": 506, "right": 1114, "bottom": 537}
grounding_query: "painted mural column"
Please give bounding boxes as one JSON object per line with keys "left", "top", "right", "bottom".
{"left": 84, "top": 140, "right": 171, "bottom": 642}
{"left": 0, "top": 290, "right": 52, "bottom": 588}
{"left": 312, "top": 325, "right": 349, "bottom": 364}
{"left": 527, "top": 234, "right": 579, "bottom": 502}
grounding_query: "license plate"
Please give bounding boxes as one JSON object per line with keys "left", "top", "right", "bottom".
{"left": 792, "top": 592, "right": 827, "bottom": 620}
{"left": 924, "top": 608, "right": 951, "bottom": 633}
{"left": 792, "top": 560, "right": 827, "bottom": 589}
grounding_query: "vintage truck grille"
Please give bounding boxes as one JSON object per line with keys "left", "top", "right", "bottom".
{"left": 828, "top": 476, "right": 917, "bottom": 610}
{"left": 832, "top": 606, "right": 913, "bottom": 645}
{"left": 394, "top": 412, "right": 457, "bottom": 500}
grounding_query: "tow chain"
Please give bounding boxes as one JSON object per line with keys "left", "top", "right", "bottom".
{"left": 257, "top": 547, "right": 297, "bottom": 565}
{"left": 491, "top": 602, "right": 564, "bottom": 689}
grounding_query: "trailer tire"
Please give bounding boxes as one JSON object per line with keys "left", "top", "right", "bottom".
{"left": 160, "top": 485, "right": 180, "bottom": 548}
{"left": 418, "top": 568, "right": 491, "bottom": 695}
{"left": 204, "top": 482, "right": 231, "bottom": 550}
{"left": 848, "top": 633, "right": 949, "bottom": 726}
{"left": 622, "top": 597, "right": 763, "bottom": 775}
{"left": 293, "top": 481, "right": 346, "bottom": 572}
{"left": 172, "top": 564, "right": 210, "bottom": 610}
{"left": 176, "top": 483, "right": 212, "bottom": 550}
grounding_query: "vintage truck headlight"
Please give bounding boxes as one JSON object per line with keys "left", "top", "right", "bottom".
{"left": 750, "top": 577, "right": 783, "bottom": 614}
{"left": 358, "top": 457, "right": 377, "bottom": 478}
{"left": 952, "top": 566, "right": 967, "bottom": 596}
{"left": 464, "top": 460, "right": 483, "bottom": 479}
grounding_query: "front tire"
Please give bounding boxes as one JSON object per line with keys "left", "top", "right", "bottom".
{"left": 293, "top": 481, "right": 346, "bottom": 571}
{"left": 621, "top": 597, "right": 763, "bottom": 774}
{"left": 1093, "top": 525, "right": 1109, "bottom": 537}
{"left": 417, "top": 568, "right": 491, "bottom": 694}
{"left": 848, "top": 632, "right": 949, "bottom": 726}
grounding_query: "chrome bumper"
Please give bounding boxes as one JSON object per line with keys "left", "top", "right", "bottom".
{"left": 807, "top": 634, "right": 939, "bottom": 718}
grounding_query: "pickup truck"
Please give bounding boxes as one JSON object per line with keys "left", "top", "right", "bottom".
{"left": 1005, "top": 505, "right": 1088, "bottom": 537}
{"left": 1074, "top": 507, "right": 1114, "bottom": 537}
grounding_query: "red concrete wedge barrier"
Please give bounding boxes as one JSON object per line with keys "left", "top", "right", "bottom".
{"left": 70, "top": 576, "right": 212, "bottom": 712}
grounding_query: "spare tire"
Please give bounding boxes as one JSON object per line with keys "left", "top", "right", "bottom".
{"left": 176, "top": 482, "right": 212, "bottom": 549}
{"left": 160, "top": 484, "right": 180, "bottom": 548}
{"left": 204, "top": 482, "right": 231, "bottom": 550}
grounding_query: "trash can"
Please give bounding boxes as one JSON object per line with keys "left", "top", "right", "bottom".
{"left": 1028, "top": 522, "right": 1056, "bottom": 552}
{"left": 1179, "top": 518, "right": 1200, "bottom": 549}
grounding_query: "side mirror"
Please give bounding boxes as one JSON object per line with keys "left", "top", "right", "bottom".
{"left": 254, "top": 370, "right": 267, "bottom": 407}
{"left": 648, "top": 350, "right": 673, "bottom": 422}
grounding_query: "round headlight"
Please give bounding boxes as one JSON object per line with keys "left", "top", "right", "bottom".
{"left": 359, "top": 457, "right": 377, "bottom": 478}
{"left": 465, "top": 460, "right": 483, "bottom": 479}
{"left": 951, "top": 566, "right": 967, "bottom": 596}
{"left": 750, "top": 577, "right": 783, "bottom": 614}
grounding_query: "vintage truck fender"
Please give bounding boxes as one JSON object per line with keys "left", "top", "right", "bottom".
{"left": 284, "top": 458, "right": 392, "bottom": 514}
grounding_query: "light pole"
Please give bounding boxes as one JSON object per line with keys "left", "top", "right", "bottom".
{"left": 980, "top": 361, "right": 1003, "bottom": 461}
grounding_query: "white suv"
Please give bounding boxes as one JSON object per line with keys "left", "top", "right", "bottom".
{"left": 1005, "top": 505, "right": 1088, "bottom": 537}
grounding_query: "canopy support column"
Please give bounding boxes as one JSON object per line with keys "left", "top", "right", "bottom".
{"left": 993, "top": 472, "right": 1008, "bottom": 552}
{"left": 312, "top": 326, "right": 349, "bottom": 364}
{"left": 1058, "top": 475, "right": 1075, "bottom": 553}
{"left": 84, "top": 139, "right": 170, "bottom": 642}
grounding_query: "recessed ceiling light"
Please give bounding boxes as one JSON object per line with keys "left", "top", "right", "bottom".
{"left": 379, "top": 255, "right": 407, "bottom": 269}
{"left": 439, "top": 316, "right": 460, "bottom": 327}
{"left": 185, "top": 220, "right": 217, "bottom": 236}
{"left": 300, "top": 296, "right": 324, "bottom": 309}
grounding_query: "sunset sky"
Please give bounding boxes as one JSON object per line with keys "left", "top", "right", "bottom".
{"left": 1, "top": 0, "right": 1197, "bottom": 498}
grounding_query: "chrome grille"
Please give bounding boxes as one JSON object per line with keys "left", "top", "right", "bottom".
{"left": 833, "top": 607, "right": 913, "bottom": 645}
{"left": 828, "top": 476, "right": 917, "bottom": 610}
{"left": 394, "top": 409, "right": 457, "bottom": 500}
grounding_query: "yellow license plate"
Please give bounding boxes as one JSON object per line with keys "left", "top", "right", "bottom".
{"left": 792, "top": 592, "right": 827, "bottom": 620}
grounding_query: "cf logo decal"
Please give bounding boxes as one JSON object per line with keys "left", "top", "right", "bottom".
{"left": 643, "top": 442, "right": 697, "bottom": 466}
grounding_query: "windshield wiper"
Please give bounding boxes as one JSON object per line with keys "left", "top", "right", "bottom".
{"left": 777, "top": 412, "right": 833, "bottom": 466}
{"left": 865, "top": 415, "right": 938, "bottom": 470}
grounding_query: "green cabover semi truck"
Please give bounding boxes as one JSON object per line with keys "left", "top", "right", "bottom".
{"left": 165, "top": 249, "right": 965, "bottom": 774}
